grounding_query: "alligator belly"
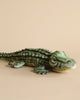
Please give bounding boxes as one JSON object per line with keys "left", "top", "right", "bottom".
{"left": 24, "top": 57, "right": 44, "bottom": 67}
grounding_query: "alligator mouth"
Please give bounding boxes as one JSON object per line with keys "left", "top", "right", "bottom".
{"left": 52, "top": 64, "right": 76, "bottom": 72}
{"left": 52, "top": 62, "right": 76, "bottom": 72}
{"left": 70, "top": 63, "right": 76, "bottom": 69}
{"left": 64, "top": 59, "right": 76, "bottom": 69}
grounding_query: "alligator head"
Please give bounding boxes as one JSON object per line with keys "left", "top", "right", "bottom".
{"left": 49, "top": 51, "right": 76, "bottom": 72}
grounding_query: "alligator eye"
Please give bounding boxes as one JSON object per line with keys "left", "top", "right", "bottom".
{"left": 53, "top": 57, "right": 56, "bottom": 61}
{"left": 52, "top": 60, "right": 56, "bottom": 64}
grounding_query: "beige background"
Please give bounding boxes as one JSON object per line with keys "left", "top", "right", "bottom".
{"left": 0, "top": 0, "right": 80, "bottom": 100}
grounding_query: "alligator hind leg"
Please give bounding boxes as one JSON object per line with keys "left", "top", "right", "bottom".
{"left": 34, "top": 65, "right": 49, "bottom": 75}
{"left": 8, "top": 61, "right": 25, "bottom": 68}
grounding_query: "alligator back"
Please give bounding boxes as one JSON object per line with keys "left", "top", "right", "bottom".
{"left": 0, "top": 48, "right": 52, "bottom": 66}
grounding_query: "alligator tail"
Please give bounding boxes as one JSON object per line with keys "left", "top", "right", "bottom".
{"left": 0, "top": 52, "right": 11, "bottom": 58}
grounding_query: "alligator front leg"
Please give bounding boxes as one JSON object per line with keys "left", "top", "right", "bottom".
{"left": 34, "top": 65, "right": 49, "bottom": 75}
{"left": 8, "top": 61, "right": 25, "bottom": 68}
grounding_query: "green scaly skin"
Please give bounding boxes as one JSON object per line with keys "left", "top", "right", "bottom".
{"left": 0, "top": 48, "right": 76, "bottom": 74}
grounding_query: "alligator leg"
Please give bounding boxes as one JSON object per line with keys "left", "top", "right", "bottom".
{"left": 8, "top": 61, "right": 25, "bottom": 68}
{"left": 34, "top": 65, "right": 49, "bottom": 74}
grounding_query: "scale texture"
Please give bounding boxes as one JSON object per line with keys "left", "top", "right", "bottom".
{"left": 0, "top": 48, "right": 76, "bottom": 74}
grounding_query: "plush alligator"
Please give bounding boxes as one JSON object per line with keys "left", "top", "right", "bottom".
{"left": 0, "top": 48, "right": 76, "bottom": 74}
